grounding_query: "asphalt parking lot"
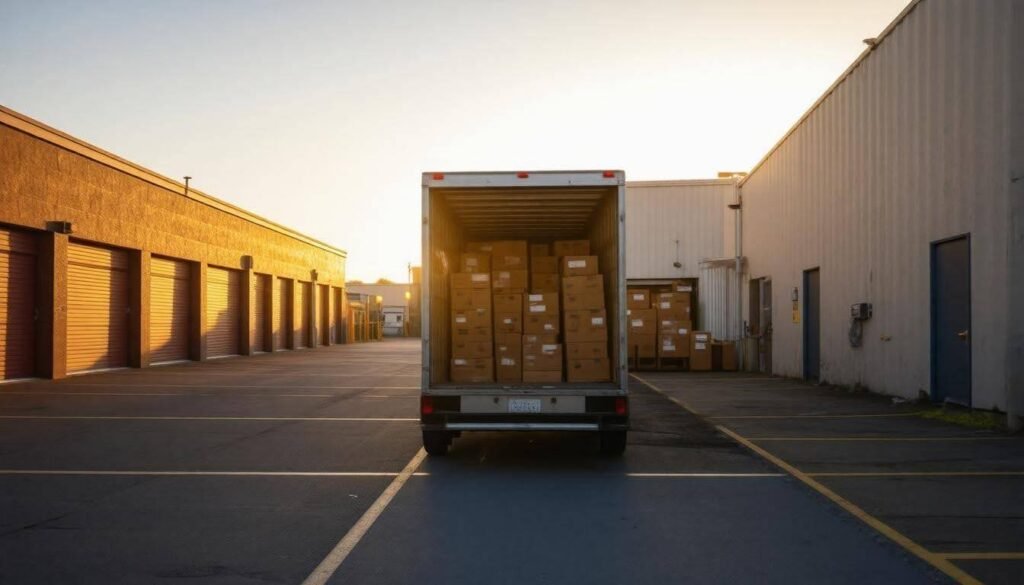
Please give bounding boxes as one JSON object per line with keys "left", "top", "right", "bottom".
{"left": 0, "top": 339, "right": 1018, "bottom": 584}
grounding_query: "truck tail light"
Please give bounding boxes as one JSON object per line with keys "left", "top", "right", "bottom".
{"left": 614, "top": 397, "right": 627, "bottom": 415}
{"left": 516, "top": 172, "right": 529, "bottom": 179}
{"left": 421, "top": 396, "right": 434, "bottom": 415}
{"left": 602, "top": 171, "right": 615, "bottom": 178}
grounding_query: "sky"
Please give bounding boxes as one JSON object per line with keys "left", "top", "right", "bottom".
{"left": 0, "top": 0, "right": 908, "bottom": 282}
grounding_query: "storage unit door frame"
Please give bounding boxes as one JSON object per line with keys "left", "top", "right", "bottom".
{"left": 252, "top": 273, "right": 270, "bottom": 353}
{"left": 206, "top": 266, "right": 241, "bottom": 358}
{"left": 0, "top": 227, "right": 38, "bottom": 380}
{"left": 273, "top": 277, "right": 288, "bottom": 350}
{"left": 150, "top": 256, "right": 191, "bottom": 364}
{"left": 319, "top": 284, "right": 330, "bottom": 345}
{"left": 295, "top": 281, "right": 311, "bottom": 348}
{"left": 67, "top": 242, "right": 130, "bottom": 373}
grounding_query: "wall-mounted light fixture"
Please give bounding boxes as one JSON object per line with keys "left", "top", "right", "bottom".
{"left": 46, "top": 221, "right": 74, "bottom": 234}
{"left": 311, "top": 269, "right": 319, "bottom": 281}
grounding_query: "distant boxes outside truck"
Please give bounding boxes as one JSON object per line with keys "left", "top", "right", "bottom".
{"left": 422, "top": 170, "right": 627, "bottom": 456}
{"left": 627, "top": 288, "right": 651, "bottom": 310}
{"left": 690, "top": 331, "right": 713, "bottom": 371}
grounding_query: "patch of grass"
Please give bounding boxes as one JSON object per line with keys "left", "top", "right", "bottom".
{"left": 917, "top": 407, "right": 1005, "bottom": 431}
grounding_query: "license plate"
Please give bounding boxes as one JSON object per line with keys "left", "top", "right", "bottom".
{"left": 508, "top": 398, "right": 542, "bottom": 413}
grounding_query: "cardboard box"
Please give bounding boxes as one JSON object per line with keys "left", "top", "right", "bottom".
{"left": 553, "top": 240, "right": 590, "bottom": 257}
{"left": 654, "top": 291, "right": 691, "bottom": 315}
{"left": 530, "top": 256, "right": 559, "bottom": 274}
{"left": 491, "top": 270, "right": 528, "bottom": 292}
{"left": 452, "top": 288, "right": 491, "bottom": 310}
{"left": 672, "top": 281, "right": 694, "bottom": 294}
{"left": 657, "top": 318, "right": 692, "bottom": 337}
{"left": 627, "top": 289, "right": 651, "bottom": 310}
{"left": 564, "top": 309, "right": 608, "bottom": 343}
{"left": 465, "top": 241, "right": 495, "bottom": 253}
{"left": 566, "top": 357, "right": 610, "bottom": 382}
{"left": 525, "top": 292, "right": 559, "bottom": 316}
{"left": 495, "top": 334, "right": 522, "bottom": 383}
{"left": 565, "top": 341, "right": 607, "bottom": 360}
{"left": 450, "top": 358, "right": 494, "bottom": 383}
{"left": 628, "top": 335, "right": 657, "bottom": 359}
{"left": 494, "top": 311, "right": 522, "bottom": 333}
{"left": 627, "top": 308, "right": 657, "bottom": 336}
{"left": 451, "top": 326, "right": 491, "bottom": 342}
{"left": 523, "top": 370, "right": 562, "bottom": 383}
{"left": 452, "top": 272, "right": 491, "bottom": 290}
{"left": 713, "top": 341, "right": 738, "bottom": 371}
{"left": 451, "top": 338, "right": 493, "bottom": 359}
{"left": 531, "top": 273, "right": 560, "bottom": 294}
{"left": 522, "top": 333, "right": 559, "bottom": 345}
{"left": 523, "top": 342, "right": 562, "bottom": 371}
{"left": 451, "top": 307, "right": 491, "bottom": 330}
{"left": 560, "top": 255, "right": 599, "bottom": 276}
{"left": 459, "top": 253, "right": 491, "bottom": 274}
{"left": 529, "top": 243, "right": 550, "bottom": 258}
{"left": 493, "top": 293, "right": 522, "bottom": 314}
{"left": 690, "top": 331, "right": 713, "bottom": 371}
{"left": 490, "top": 240, "right": 528, "bottom": 269}
{"left": 658, "top": 333, "right": 690, "bottom": 358}
{"left": 562, "top": 275, "right": 605, "bottom": 310}
{"left": 524, "top": 313, "right": 560, "bottom": 335}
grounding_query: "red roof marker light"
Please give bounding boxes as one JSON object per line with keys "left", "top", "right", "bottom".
{"left": 431, "top": 173, "right": 445, "bottom": 180}
{"left": 602, "top": 171, "right": 616, "bottom": 178}
{"left": 516, "top": 172, "right": 529, "bottom": 179}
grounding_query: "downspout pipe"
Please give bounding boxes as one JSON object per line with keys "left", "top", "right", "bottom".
{"left": 733, "top": 180, "right": 744, "bottom": 364}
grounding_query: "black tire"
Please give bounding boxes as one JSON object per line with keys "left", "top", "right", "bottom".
{"left": 599, "top": 430, "right": 627, "bottom": 456}
{"left": 422, "top": 430, "right": 450, "bottom": 456}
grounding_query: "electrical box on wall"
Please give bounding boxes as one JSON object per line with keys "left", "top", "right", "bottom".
{"left": 850, "top": 303, "right": 873, "bottom": 320}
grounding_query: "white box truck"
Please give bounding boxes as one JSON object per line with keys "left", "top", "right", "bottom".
{"left": 420, "top": 170, "right": 628, "bottom": 456}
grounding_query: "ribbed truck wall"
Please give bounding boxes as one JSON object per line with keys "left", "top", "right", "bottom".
{"left": 150, "top": 256, "right": 191, "bottom": 364}
{"left": 739, "top": 0, "right": 1014, "bottom": 409}
{"left": 0, "top": 227, "right": 37, "bottom": 379}
{"left": 206, "top": 267, "right": 241, "bottom": 358}
{"left": 66, "top": 242, "right": 130, "bottom": 373}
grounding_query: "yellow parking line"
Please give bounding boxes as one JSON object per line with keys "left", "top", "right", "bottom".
{"left": 935, "top": 552, "right": 1024, "bottom": 560}
{"left": 750, "top": 436, "right": 1014, "bottom": 442}
{"left": 809, "top": 471, "right": 1024, "bottom": 478}
{"left": 719, "top": 426, "right": 982, "bottom": 585}
{"left": 712, "top": 412, "right": 926, "bottom": 420}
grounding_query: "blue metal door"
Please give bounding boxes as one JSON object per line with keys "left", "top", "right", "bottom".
{"left": 803, "top": 268, "right": 820, "bottom": 380}
{"left": 931, "top": 236, "right": 971, "bottom": 405}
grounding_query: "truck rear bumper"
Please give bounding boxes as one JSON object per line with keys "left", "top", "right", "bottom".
{"left": 421, "top": 413, "right": 628, "bottom": 432}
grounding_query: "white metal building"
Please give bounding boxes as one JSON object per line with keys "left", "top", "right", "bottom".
{"left": 734, "top": 0, "right": 1021, "bottom": 418}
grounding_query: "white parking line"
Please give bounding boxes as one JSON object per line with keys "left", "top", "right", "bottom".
{"left": 625, "top": 473, "right": 784, "bottom": 477}
{"left": 53, "top": 383, "right": 420, "bottom": 390}
{"left": 0, "top": 469, "right": 429, "bottom": 477}
{"left": 302, "top": 448, "right": 428, "bottom": 585}
{"left": 0, "top": 415, "right": 418, "bottom": 422}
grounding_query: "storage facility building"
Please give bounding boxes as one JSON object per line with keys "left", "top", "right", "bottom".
{"left": 0, "top": 106, "right": 349, "bottom": 381}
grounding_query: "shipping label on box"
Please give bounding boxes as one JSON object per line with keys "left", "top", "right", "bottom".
{"left": 525, "top": 292, "right": 559, "bottom": 316}
{"left": 658, "top": 333, "right": 690, "bottom": 358}
{"left": 673, "top": 282, "right": 693, "bottom": 293}
{"left": 493, "top": 293, "right": 522, "bottom": 314}
{"left": 452, "top": 272, "right": 491, "bottom": 290}
{"left": 493, "top": 311, "right": 523, "bottom": 333}
{"left": 524, "top": 313, "right": 560, "bottom": 335}
{"left": 629, "top": 335, "right": 657, "bottom": 359}
{"left": 451, "top": 307, "right": 491, "bottom": 330}
{"left": 627, "top": 308, "right": 657, "bottom": 335}
{"left": 460, "top": 253, "right": 491, "bottom": 274}
{"left": 522, "top": 333, "right": 558, "bottom": 345}
{"left": 452, "top": 288, "right": 491, "bottom": 310}
{"left": 523, "top": 342, "right": 563, "bottom": 371}
{"left": 529, "top": 243, "right": 551, "bottom": 258}
{"left": 562, "top": 275, "right": 605, "bottom": 310}
{"left": 627, "top": 288, "right": 651, "bottom": 310}
{"left": 561, "top": 255, "right": 599, "bottom": 276}
{"left": 565, "top": 341, "right": 607, "bottom": 360}
{"left": 490, "top": 240, "right": 528, "bottom": 269}
{"left": 530, "top": 256, "right": 559, "bottom": 275}
{"left": 491, "top": 270, "right": 528, "bottom": 292}
{"left": 564, "top": 309, "right": 608, "bottom": 343}
{"left": 450, "top": 358, "right": 494, "bottom": 383}
{"left": 530, "top": 273, "right": 560, "bottom": 293}
{"left": 553, "top": 240, "right": 590, "bottom": 257}
{"left": 657, "top": 318, "right": 692, "bottom": 336}
{"left": 451, "top": 338, "right": 493, "bottom": 359}
{"left": 566, "top": 357, "right": 610, "bottom": 382}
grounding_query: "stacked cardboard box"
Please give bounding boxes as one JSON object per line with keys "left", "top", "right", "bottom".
{"left": 560, "top": 249, "right": 609, "bottom": 382}
{"left": 530, "top": 256, "right": 559, "bottom": 294}
{"left": 523, "top": 292, "right": 561, "bottom": 381}
{"left": 690, "top": 331, "right": 713, "bottom": 371}
{"left": 450, "top": 271, "right": 493, "bottom": 382}
{"left": 655, "top": 288, "right": 692, "bottom": 360}
{"left": 627, "top": 288, "right": 655, "bottom": 360}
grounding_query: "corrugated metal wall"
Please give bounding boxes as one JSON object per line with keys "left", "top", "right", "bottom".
{"left": 739, "top": 0, "right": 1014, "bottom": 409}
{"left": 699, "top": 261, "right": 742, "bottom": 341}
{"left": 625, "top": 180, "right": 733, "bottom": 280}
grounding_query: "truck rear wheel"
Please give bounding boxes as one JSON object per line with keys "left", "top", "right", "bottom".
{"left": 599, "top": 430, "right": 627, "bottom": 456}
{"left": 422, "top": 430, "right": 450, "bottom": 456}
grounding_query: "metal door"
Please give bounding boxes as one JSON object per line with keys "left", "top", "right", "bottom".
{"left": 761, "top": 279, "right": 773, "bottom": 374}
{"left": 803, "top": 269, "right": 820, "bottom": 380}
{"left": 0, "top": 227, "right": 37, "bottom": 380}
{"left": 319, "top": 284, "right": 330, "bottom": 345}
{"left": 252, "top": 274, "right": 270, "bottom": 353}
{"left": 931, "top": 236, "right": 971, "bottom": 405}
{"left": 273, "top": 278, "right": 288, "bottom": 350}
{"left": 295, "top": 281, "right": 311, "bottom": 348}
{"left": 67, "top": 242, "right": 130, "bottom": 373}
{"left": 150, "top": 257, "right": 191, "bottom": 364}
{"left": 206, "top": 267, "right": 241, "bottom": 358}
